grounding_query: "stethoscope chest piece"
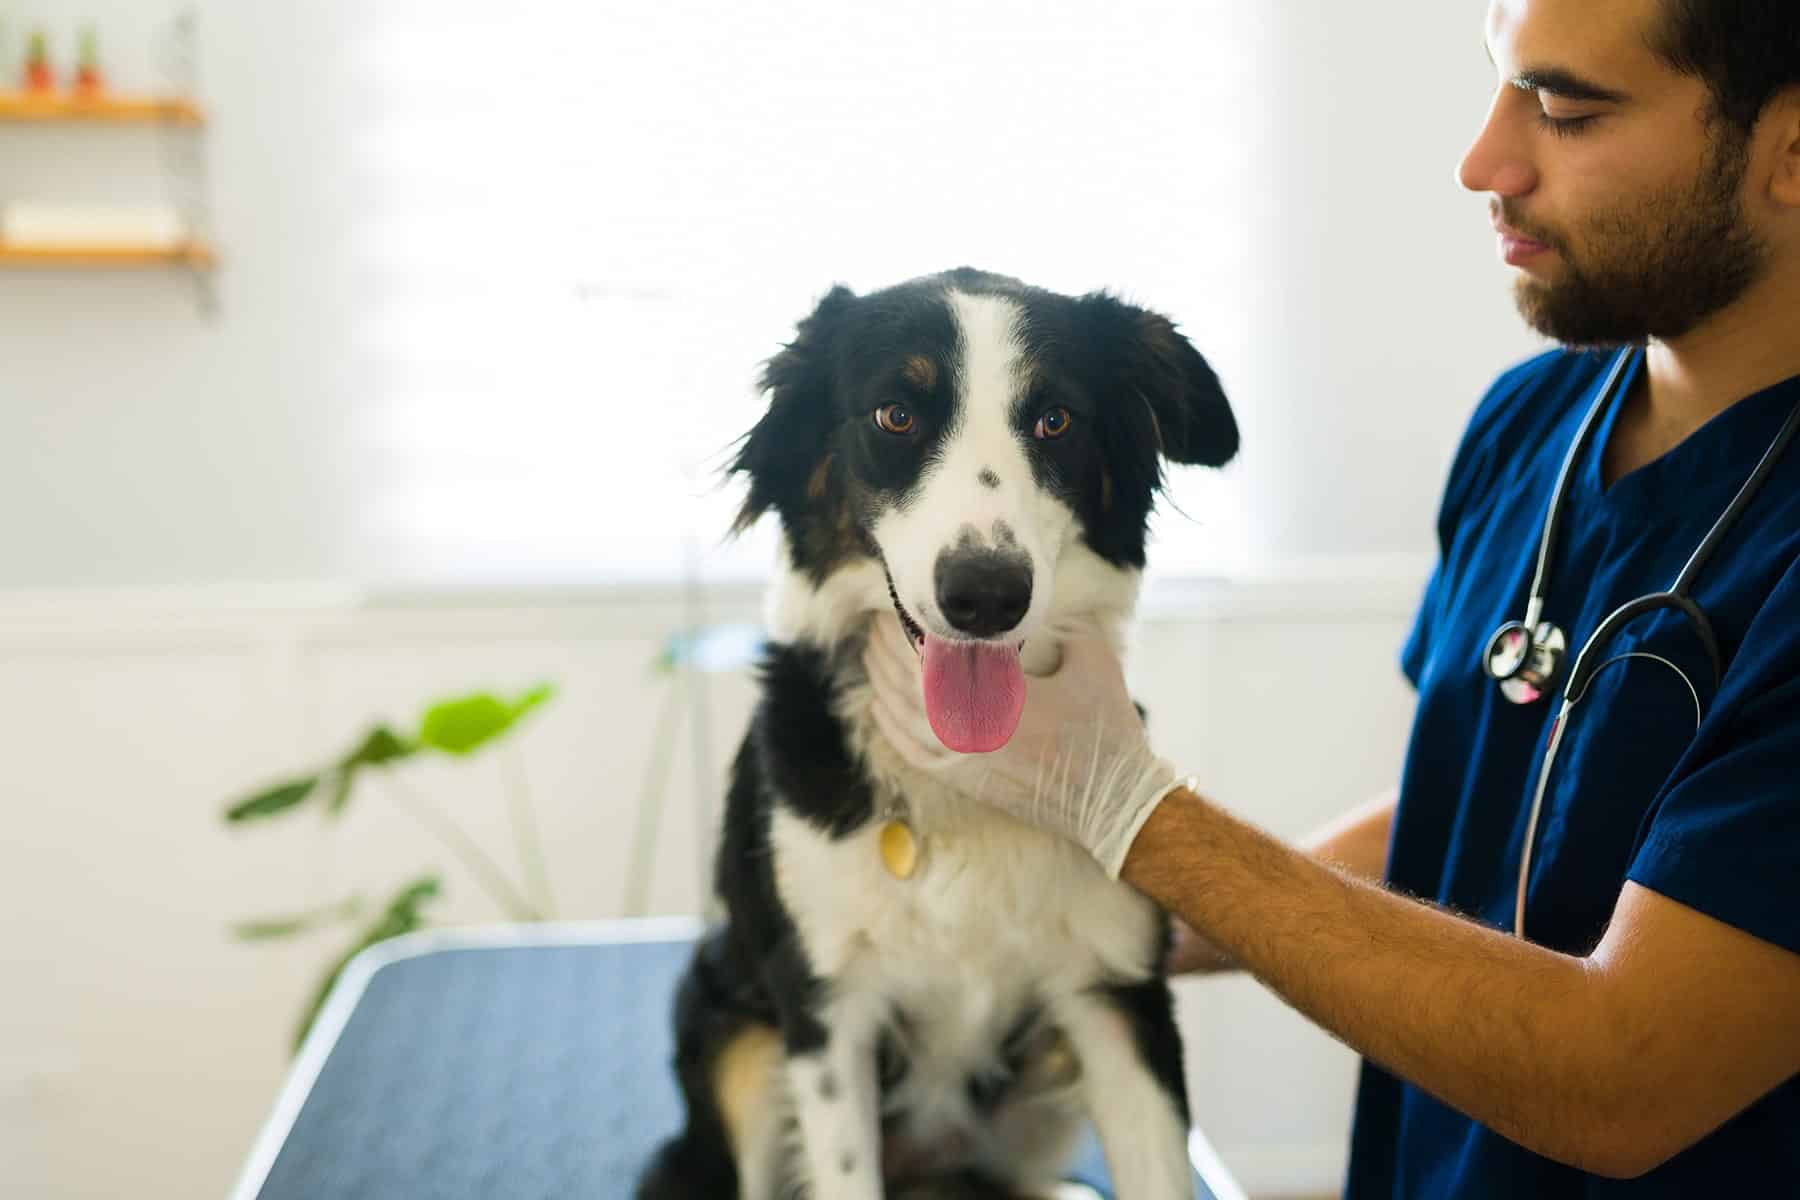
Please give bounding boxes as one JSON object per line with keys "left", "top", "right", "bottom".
{"left": 1483, "top": 619, "right": 1567, "bottom": 705}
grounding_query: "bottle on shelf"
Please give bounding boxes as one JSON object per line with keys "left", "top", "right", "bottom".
{"left": 73, "top": 26, "right": 105, "bottom": 99}
{"left": 23, "top": 28, "right": 54, "bottom": 94}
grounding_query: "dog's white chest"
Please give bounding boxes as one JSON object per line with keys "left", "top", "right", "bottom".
{"left": 770, "top": 796, "right": 1162, "bottom": 1005}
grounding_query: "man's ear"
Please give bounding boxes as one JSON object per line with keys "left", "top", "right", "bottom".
{"left": 729, "top": 285, "right": 856, "bottom": 534}
{"left": 1081, "top": 292, "right": 1239, "bottom": 468}
{"left": 1763, "top": 86, "right": 1800, "bottom": 209}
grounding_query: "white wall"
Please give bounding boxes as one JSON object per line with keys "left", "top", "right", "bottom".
{"left": 0, "top": 577, "right": 1419, "bottom": 1200}
{"left": 0, "top": 0, "right": 1542, "bottom": 591}
{"left": 0, "top": 1, "right": 367, "bottom": 587}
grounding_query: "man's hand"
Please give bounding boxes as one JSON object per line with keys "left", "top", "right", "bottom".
{"left": 863, "top": 612, "right": 1184, "bottom": 878}
{"left": 1124, "top": 789, "right": 1800, "bottom": 1177}
{"left": 1167, "top": 918, "right": 1235, "bottom": 974}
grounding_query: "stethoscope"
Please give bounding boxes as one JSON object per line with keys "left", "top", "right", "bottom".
{"left": 1480, "top": 346, "right": 1800, "bottom": 939}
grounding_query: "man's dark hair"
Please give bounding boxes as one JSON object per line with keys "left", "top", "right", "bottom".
{"left": 1650, "top": 0, "right": 1800, "bottom": 133}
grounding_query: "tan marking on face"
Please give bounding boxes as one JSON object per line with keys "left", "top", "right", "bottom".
{"left": 901, "top": 354, "right": 937, "bottom": 391}
{"left": 713, "top": 1023, "right": 782, "bottom": 1159}
{"left": 807, "top": 453, "right": 835, "bottom": 501}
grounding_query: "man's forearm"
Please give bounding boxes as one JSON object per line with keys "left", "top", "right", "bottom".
{"left": 1300, "top": 787, "right": 1395, "bottom": 881}
{"left": 1171, "top": 790, "right": 1395, "bottom": 975}
{"left": 1124, "top": 786, "right": 1637, "bottom": 1176}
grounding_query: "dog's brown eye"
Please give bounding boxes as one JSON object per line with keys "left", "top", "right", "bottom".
{"left": 874, "top": 404, "right": 915, "bottom": 435}
{"left": 1035, "top": 407, "right": 1072, "bottom": 439}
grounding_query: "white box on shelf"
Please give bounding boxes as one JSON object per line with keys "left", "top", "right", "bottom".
{"left": 0, "top": 203, "right": 187, "bottom": 247}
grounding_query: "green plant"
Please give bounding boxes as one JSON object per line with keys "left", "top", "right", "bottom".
{"left": 224, "top": 684, "right": 556, "bottom": 1050}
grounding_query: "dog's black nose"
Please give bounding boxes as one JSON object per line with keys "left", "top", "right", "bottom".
{"left": 935, "top": 553, "right": 1032, "bottom": 638}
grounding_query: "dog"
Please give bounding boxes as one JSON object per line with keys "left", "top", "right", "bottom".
{"left": 637, "top": 268, "right": 1239, "bottom": 1199}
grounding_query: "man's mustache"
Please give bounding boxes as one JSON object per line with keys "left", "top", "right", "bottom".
{"left": 1493, "top": 200, "right": 1566, "bottom": 253}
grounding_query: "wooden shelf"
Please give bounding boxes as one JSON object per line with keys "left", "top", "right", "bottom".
{"left": 0, "top": 91, "right": 205, "bottom": 126}
{"left": 0, "top": 241, "right": 216, "bottom": 269}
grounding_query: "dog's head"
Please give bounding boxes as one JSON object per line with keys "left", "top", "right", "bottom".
{"left": 732, "top": 268, "right": 1237, "bottom": 752}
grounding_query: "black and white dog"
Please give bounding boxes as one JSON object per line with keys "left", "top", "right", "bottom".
{"left": 639, "top": 268, "right": 1238, "bottom": 1199}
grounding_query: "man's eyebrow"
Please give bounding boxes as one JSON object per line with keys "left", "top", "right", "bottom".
{"left": 1510, "top": 67, "right": 1630, "bottom": 104}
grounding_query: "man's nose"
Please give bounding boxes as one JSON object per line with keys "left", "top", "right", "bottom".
{"left": 1457, "top": 89, "right": 1538, "bottom": 197}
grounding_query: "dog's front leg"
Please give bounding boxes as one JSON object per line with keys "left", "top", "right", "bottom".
{"left": 784, "top": 991, "right": 887, "bottom": 1200}
{"left": 1057, "top": 981, "right": 1192, "bottom": 1200}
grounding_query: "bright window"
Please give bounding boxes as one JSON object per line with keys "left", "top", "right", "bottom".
{"left": 349, "top": 1, "right": 1266, "bottom": 586}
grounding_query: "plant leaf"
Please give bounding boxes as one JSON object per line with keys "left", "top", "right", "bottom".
{"left": 323, "top": 726, "right": 419, "bottom": 818}
{"left": 325, "top": 769, "right": 355, "bottom": 817}
{"left": 510, "top": 683, "right": 554, "bottom": 721}
{"left": 341, "top": 725, "right": 415, "bottom": 770}
{"left": 416, "top": 684, "right": 554, "bottom": 756}
{"left": 290, "top": 875, "right": 442, "bottom": 1052}
{"left": 383, "top": 876, "right": 442, "bottom": 921}
{"left": 230, "top": 895, "right": 364, "bottom": 941}
{"left": 418, "top": 694, "right": 509, "bottom": 755}
{"left": 225, "top": 777, "right": 318, "bottom": 823}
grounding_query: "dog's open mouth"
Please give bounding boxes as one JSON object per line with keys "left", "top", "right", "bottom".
{"left": 884, "top": 567, "right": 1027, "bottom": 755}
{"left": 884, "top": 569, "right": 928, "bottom": 653}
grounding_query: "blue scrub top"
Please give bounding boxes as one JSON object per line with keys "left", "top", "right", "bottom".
{"left": 1346, "top": 348, "right": 1800, "bottom": 1198}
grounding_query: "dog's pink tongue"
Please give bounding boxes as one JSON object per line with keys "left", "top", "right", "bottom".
{"left": 920, "top": 635, "right": 1026, "bottom": 753}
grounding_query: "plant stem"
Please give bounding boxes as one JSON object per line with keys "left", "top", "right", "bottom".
{"left": 382, "top": 771, "right": 540, "bottom": 921}
{"left": 501, "top": 744, "right": 556, "bottom": 919}
{"left": 623, "top": 674, "right": 686, "bottom": 917}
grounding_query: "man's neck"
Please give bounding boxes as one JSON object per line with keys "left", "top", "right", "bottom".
{"left": 1602, "top": 268, "right": 1800, "bottom": 486}
{"left": 1645, "top": 267, "right": 1800, "bottom": 431}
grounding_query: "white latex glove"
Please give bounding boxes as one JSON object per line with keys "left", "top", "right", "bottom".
{"left": 863, "top": 611, "right": 1185, "bottom": 878}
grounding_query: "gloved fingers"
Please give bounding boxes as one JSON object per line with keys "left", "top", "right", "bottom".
{"left": 868, "top": 609, "right": 920, "bottom": 674}
{"left": 862, "top": 615, "right": 955, "bottom": 767}
{"left": 868, "top": 684, "right": 955, "bottom": 771}
{"left": 863, "top": 616, "right": 928, "bottom": 724}
{"left": 1044, "top": 622, "right": 1131, "bottom": 693}
{"left": 1011, "top": 640, "right": 1138, "bottom": 746}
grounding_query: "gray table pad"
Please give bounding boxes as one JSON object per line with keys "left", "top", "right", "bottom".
{"left": 234, "top": 926, "right": 1221, "bottom": 1199}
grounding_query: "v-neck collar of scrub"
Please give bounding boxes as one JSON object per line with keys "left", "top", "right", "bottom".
{"left": 1580, "top": 350, "right": 1800, "bottom": 519}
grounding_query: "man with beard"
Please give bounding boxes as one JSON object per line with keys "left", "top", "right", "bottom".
{"left": 864, "top": 0, "right": 1800, "bottom": 1193}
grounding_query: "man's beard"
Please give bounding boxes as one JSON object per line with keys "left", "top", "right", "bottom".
{"left": 1505, "top": 129, "right": 1769, "bottom": 348}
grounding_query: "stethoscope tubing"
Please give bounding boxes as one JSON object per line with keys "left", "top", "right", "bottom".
{"left": 1500, "top": 347, "right": 1800, "bottom": 938}
{"left": 1521, "top": 349, "right": 1634, "bottom": 633}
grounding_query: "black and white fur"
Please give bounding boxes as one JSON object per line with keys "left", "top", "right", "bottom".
{"left": 638, "top": 268, "right": 1239, "bottom": 1199}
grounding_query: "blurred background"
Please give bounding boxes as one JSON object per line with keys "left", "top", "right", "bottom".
{"left": 0, "top": 2, "right": 1542, "bottom": 1197}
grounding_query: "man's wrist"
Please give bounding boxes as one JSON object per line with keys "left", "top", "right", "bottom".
{"left": 1104, "top": 774, "right": 1201, "bottom": 881}
{"left": 1117, "top": 778, "right": 1212, "bottom": 889}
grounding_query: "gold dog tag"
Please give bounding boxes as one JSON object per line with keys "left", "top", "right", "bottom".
{"left": 879, "top": 819, "right": 920, "bottom": 880}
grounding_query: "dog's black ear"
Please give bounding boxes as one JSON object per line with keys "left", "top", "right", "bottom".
{"left": 1131, "top": 309, "right": 1238, "bottom": 467}
{"left": 1084, "top": 294, "right": 1239, "bottom": 469}
{"left": 730, "top": 285, "right": 857, "bottom": 534}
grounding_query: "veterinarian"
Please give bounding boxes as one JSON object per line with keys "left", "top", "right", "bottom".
{"left": 865, "top": 0, "right": 1800, "bottom": 1193}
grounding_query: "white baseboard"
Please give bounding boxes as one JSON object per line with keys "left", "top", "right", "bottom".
{"left": 1214, "top": 1140, "right": 1348, "bottom": 1199}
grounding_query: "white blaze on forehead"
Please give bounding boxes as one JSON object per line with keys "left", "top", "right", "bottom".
{"left": 948, "top": 290, "right": 1028, "bottom": 443}
{"left": 931, "top": 290, "right": 1036, "bottom": 539}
